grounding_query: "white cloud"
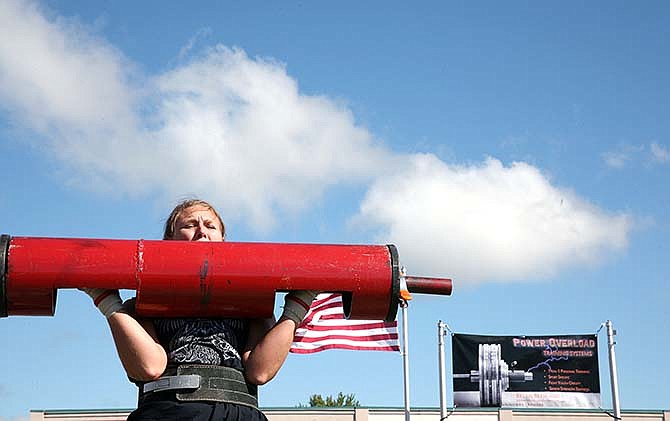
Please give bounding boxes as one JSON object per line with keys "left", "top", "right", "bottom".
{"left": 177, "top": 27, "right": 212, "bottom": 61}
{"left": 602, "top": 144, "right": 644, "bottom": 169}
{"left": 650, "top": 142, "right": 669, "bottom": 163}
{"left": 602, "top": 151, "right": 629, "bottom": 169}
{"left": 0, "top": 0, "right": 137, "bottom": 131}
{"left": 0, "top": 0, "right": 633, "bottom": 282}
{"left": 603, "top": 142, "right": 670, "bottom": 168}
{"left": 0, "top": 0, "right": 393, "bottom": 231}
{"left": 149, "top": 46, "right": 395, "bottom": 229}
{"left": 354, "top": 154, "right": 631, "bottom": 283}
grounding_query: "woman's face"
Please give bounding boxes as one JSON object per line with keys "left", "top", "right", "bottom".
{"left": 172, "top": 205, "right": 224, "bottom": 242}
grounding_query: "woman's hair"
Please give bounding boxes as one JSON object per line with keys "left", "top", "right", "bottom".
{"left": 163, "top": 199, "right": 225, "bottom": 240}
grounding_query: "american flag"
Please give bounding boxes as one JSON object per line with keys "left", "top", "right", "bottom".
{"left": 290, "top": 293, "right": 401, "bottom": 354}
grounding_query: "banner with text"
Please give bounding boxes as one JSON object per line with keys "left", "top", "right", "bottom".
{"left": 452, "top": 333, "right": 600, "bottom": 408}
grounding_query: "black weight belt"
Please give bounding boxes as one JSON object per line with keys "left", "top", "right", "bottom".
{"left": 139, "top": 365, "right": 258, "bottom": 409}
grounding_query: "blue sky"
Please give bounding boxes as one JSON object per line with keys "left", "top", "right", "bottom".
{"left": 1, "top": 0, "right": 669, "bottom": 419}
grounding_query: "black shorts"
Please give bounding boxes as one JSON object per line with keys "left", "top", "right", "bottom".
{"left": 127, "top": 400, "right": 268, "bottom": 421}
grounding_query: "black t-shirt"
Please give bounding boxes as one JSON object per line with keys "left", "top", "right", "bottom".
{"left": 153, "top": 318, "right": 250, "bottom": 371}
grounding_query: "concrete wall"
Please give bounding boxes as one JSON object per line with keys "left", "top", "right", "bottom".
{"left": 29, "top": 408, "right": 670, "bottom": 421}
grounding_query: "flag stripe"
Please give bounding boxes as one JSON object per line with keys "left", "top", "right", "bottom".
{"left": 291, "top": 341, "right": 401, "bottom": 354}
{"left": 291, "top": 337, "right": 401, "bottom": 347}
{"left": 296, "top": 322, "right": 397, "bottom": 332}
{"left": 290, "top": 293, "right": 400, "bottom": 354}
{"left": 293, "top": 333, "right": 398, "bottom": 343}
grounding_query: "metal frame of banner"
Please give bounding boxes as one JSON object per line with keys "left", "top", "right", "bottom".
{"left": 437, "top": 320, "right": 451, "bottom": 420}
{"left": 604, "top": 320, "right": 622, "bottom": 420}
{"left": 437, "top": 320, "right": 620, "bottom": 418}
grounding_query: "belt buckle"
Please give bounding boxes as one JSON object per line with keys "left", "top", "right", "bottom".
{"left": 143, "top": 373, "right": 200, "bottom": 394}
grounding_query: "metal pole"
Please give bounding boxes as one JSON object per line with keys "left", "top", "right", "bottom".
{"left": 401, "top": 300, "right": 411, "bottom": 421}
{"left": 606, "top": 320, "right": 621, "bottom": 420}
{"left": 438, "top": 321, "right": 447, "bottom": 420}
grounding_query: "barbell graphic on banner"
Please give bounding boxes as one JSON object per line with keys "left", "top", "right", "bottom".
{"left": 454, "top": 343, "right": 534, "bottom": 407}
{"left": 0, "top": 234, "right": 452, "bottom": 321}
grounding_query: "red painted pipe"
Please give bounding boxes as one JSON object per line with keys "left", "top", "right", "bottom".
{"left": 404, "top": 276, "right": 453, "bottom": 296}
{"left": 0, "top": 235, "right": 452, "bottom": 321}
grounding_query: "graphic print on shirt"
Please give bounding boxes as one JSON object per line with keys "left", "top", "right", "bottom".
{"left": 154, "top": 318, "right": 249, "bottom": 370}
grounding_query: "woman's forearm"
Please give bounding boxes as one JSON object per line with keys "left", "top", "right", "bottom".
{"left": 107, "top": 313, "right": 168, "bottom": 381}
{"left": 243, "top": 317, "right": 296, "bottom": 385}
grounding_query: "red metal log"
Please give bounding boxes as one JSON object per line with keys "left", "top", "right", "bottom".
{"left": 0, "top": 235, "right": 452, "bottom": 321}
